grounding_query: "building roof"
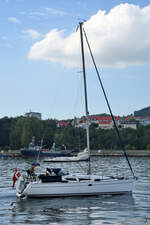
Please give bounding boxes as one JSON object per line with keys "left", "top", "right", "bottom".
{"left": 89, "top": 115, "right": 120, "bottom": 121}
{"left": 57, "top": 121, "right": 69, "bottom": 127}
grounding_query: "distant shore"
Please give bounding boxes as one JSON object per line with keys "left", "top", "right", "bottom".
{"left": 1, "top": 149, "right": 150, "bottom": 157}
{"left": 91, "top": 150, "right": 150, "bottom": 157}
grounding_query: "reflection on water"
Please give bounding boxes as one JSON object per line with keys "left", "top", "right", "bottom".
{"left": 0, "top": 157, "right": 150, "bottom": 225}
{"left": 8, "top": 194, "right": 135, "bottom": 225}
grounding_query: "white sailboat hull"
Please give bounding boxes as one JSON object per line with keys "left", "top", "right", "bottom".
{"left": 43, "top": 149, "right": 89, "bottom": 162}
{"left": 16, "top": 175, "right": 133, "bottom": 198}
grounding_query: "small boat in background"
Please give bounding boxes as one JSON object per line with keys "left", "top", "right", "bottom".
{"left": 0, "top": 151, "right": 5, "bottom": 158}
{"left": 43, "top": 148, "right": 89, "bottom": 162}
{"left": 20, "top": 137, "right": 71, "bottom": 158}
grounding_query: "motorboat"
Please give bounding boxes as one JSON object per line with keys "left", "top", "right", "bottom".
{"left": 20, "top": 137, "right": 71, "bottom": 158}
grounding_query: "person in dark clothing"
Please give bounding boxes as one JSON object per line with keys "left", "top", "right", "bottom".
{"left": 46, "top": 168, "right": 52, "bottom": 176}
{"left": 27, "top": 165, "right": 36, "bottom": 180}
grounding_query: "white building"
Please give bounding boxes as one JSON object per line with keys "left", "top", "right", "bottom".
{"left": 134, "top": 117, "right": 150, "bottom": 126}
{"left": 119, "top": 122, "right": 137, "bottom": 129}
{"left": 25, "top": 112, "right": 42, "bottom": 120}
{"left": 74, "top": 116, "right": 137, "bottom": 130}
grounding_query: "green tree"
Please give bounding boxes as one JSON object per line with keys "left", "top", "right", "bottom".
{"left": 0, "top": 117, "right": 13, "bottom": 148}
{"left": 125, "top": 144, "right": 132, "bottom": 150}
{"left": 42, "top": 119, "right": 56, "bottom": 148}
{"left": 146, "top": 144, "right": 150, "bottom": 150}
{"left": 9, "top": 117, "right": 25, "bottom": 149}
{"left": 21, "top": 117, "right": 43, "bottom": 147}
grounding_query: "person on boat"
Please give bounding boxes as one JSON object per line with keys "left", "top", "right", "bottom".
{"left": 27, "top": 165, "right": 36, "bottom": 181}
{"left": 12, "top": 168, "right": 21, "bottom": 188}
{"left": 46, "top": 168, "right": 52, "bottom": 176}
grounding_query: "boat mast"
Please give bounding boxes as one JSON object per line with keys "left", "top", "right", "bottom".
{"left": 79, "top": 22, "right": 91, "bottom": 175}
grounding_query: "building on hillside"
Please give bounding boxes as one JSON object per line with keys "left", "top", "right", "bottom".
{"left": 98, "top": 120, "right": 114, "bottom": 129}
{"left": 119, "top": 122, "right": 137, "bottom": 129}
{"left": 134, "top": 116, "right": 150, "bottom": 126}
{"left": 91, "top": 115, "right": 120, "bottom": 130}
{"left": 25, "top": 111, "right": 41, "bottom": 120}
{"left": 98, "top": 120, "right": 137, "bottom": 130}
{"left": 124, "top": 116, "right": 135, "bottom": 121}
{"left": 74, "top": 115, "right": 137, "bottom": 130}
{"left": 73, "top": 115, "right": 137, "bottom": 130}
{"left": 73, "top": 117, "right": 82, "bottom": 127}
{"left": 75, "top": 116, "right": 118, "bottom": 129}
{"left": 57, "top": 121, "right": 69, "bottom": 128}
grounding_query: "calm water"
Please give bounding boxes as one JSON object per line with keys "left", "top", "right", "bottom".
{"left": 0, "top": 156, "right": 150, "bottom": 225}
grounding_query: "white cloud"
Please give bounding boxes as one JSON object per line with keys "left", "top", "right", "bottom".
{"left": 22, "top": 29, "right": 43, "bottom": 40}
{"left": 28, "top": 4, "right": 150, "bottom": 68}
{"left": 29, "top": 11, "right": 45, "bottom": 17}
{"left": 45, "top": 7, "right": 67, "bottom": 16}
{"left": 1, "top": 36, "right": 7, "bottom": 40}
{"left": 20, "top": 7, "right": 67, "bottom": 20}
{"left": 8, "top": 17, "right": 20, "bottom": 23}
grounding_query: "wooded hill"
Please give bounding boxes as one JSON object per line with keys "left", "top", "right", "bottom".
{"left": 134, "top": 106, "right": 150, "bottom": 116}
{"left": 1, "top": 116, "right": 150, "bottom": 151}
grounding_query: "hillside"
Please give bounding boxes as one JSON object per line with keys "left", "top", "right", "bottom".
{"left": 134, "top": 106, "right": 150, "bottom": 116}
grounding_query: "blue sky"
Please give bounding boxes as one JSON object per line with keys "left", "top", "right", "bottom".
{"left": 0, "top": 0, "right": 150, "bottom": 120}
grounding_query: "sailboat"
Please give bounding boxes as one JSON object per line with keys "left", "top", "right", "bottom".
{"left": 43, "top": 148, "right": 89, "bottom": 162}
{"left": 15, "top": 22, "right": 134, "bottom": 198}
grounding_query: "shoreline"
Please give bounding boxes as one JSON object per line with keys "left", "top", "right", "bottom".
{"left": 91, "top": 150, "right": 150, "bottom": 157}
{"left": 1, "top": 150, "right": 150, "bottom": 157}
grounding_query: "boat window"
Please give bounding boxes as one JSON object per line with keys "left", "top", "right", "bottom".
{"left": 79, "top": 178, "right": 91, "bottom": 181}
{"left": 65, "top": 178, "right": 77, "bottom": 181}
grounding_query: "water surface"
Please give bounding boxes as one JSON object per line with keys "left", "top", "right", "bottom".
{"left": 0, "top": 156, "right": 150, "bottom": 225}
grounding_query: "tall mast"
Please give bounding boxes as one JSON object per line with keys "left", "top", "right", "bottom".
{"left": 79, "top": 22, "right": 91, "bottom": 175}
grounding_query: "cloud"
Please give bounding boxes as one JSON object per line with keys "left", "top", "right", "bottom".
{"left": 28, "top": 4, "right": 150, "bottom": 68}
{"left": 20, "top": 7, "right": 68, "bottom": 20}
{"left": 22, "top": 29, "right": 43, "bottom": 40}
{"left": 8, "top": 17, "right": 20, "bottom": 23}
{"left": 5, "top": 0, "right": 24, "bottom": 2}
{"left": 45, "top": 7, "right": 67, "bottom": 16}
{"left": 29, "top": 11, "right": 45, "bottom": 17}
{"left": 28, "top": 29, "right": 80, "bottom": 67}
{"left": 1, "top": 36, "right": 7, "bottom": 41}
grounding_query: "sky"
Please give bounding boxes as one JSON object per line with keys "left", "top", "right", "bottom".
{"left": 0, "top": 0, "right": 150, "bottom": 120}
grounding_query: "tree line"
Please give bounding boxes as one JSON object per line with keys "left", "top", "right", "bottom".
{"left": 0, "top": 116, "right": 150, "bottom": 151}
